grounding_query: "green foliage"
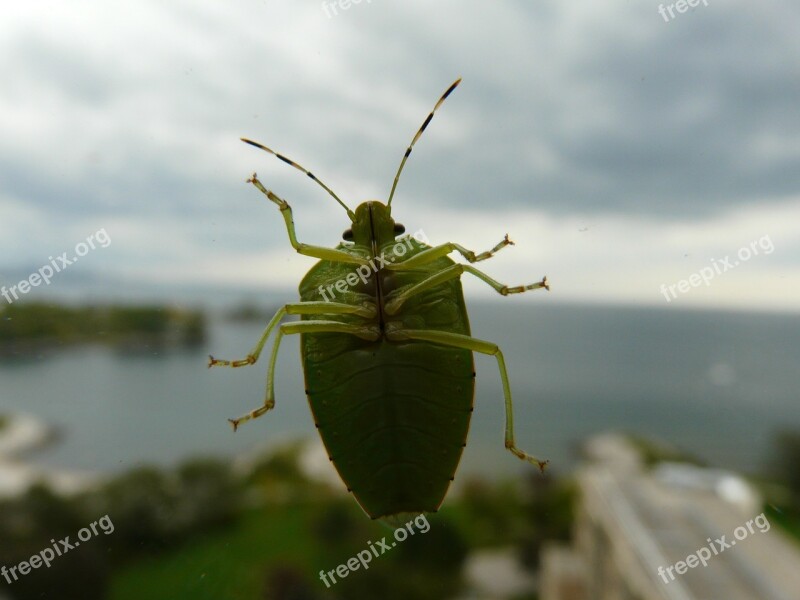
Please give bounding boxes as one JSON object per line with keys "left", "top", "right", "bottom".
{"left": 180, "top": 311, "right": 207, "bottom": 345}
{"left": 100, "top": 467, "right": 183, "bottom": 551}
{"left": 0, "top": 303, "right": 206, "bottom": 349}
{"left": 772, "top": 430, "right": 800, "bottom": 503}
{"left": 517, "top": 473, "right": 578, "bottom": 570}
{"left": 0, "top": 484, "right": 83, "bottom": 545}
{"left": 309, "top": 500, "right": 371, "bottom": 554}
{"left": 0, "top": 484, "right": 109, "bottom": 600}
{"left": 107, "top": 306, "right": 168, "bottom": 335}
{"left": 625, "top": 433, "right": 705, "bottom": 467}
{"left": 0, "top": 303, "right": 82, "bottom": 341}
{"left": 176, "top": 458, "right": 240, "bottom": 529}
{"left": 245, "top": 442, "right": 333, "bottom": 507}
{"left": 98, "top": 459, "right": 240, "bottom": 556}
{"left": 246, "top": 443, "right": 308, "bottom": 487}
{"left": 455, "top": 478, "right": 529, "bottom": 546}
{"left": 394, "top": 516, "right": 468, "bottom": 573}
{"left": 328, "top": 515, "right": 468, "bottom": 600}
{"left": 109, "top": 505, "right": 318, "bottom": 600}
{"left": 262, "top": 563, "right": 328, "bottom": 600}
{"left": 763, "top": 430, "right": 800, "bottom": 543}
{"left": 0, "top": 440, "right": 576, "bottom": 599}
{"left": 446, "top": 472, "right": 577, "bottom": 575}
{"left": 765, "top": 504, "right": 800, "bottom": 542}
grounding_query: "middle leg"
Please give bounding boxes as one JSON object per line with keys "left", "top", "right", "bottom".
{"left": 385, "top": 263, "right": 548, "bottom": 315}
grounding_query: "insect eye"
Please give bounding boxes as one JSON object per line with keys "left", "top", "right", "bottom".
{"left": 342, "top": 228, "right": 354, "bottom": 241}
{"left": 393, "top": 223, "right": 406, "bottom": 236}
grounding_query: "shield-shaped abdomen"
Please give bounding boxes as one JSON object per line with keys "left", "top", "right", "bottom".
{"left": 301, "top": 336, "right": 474, "bottom": 519}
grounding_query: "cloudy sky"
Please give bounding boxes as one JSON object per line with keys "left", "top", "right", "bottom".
{"left": 1, "top": 0, "right": 798, "bottom": 312}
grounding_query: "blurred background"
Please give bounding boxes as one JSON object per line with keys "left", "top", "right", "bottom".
{"left": 1, "top": 1, "right": 799, "bottom": 598}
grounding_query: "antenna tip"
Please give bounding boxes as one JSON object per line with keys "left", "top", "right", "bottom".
{"left": 442, "top": 78, "right": 462, "bottom": 100}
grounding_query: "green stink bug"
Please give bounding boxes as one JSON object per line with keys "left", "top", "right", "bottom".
{"left": 210, "top": 78, "right": 550, "bottom": 520}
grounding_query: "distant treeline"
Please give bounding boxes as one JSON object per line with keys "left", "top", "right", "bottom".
{"left": 0, "top": 303, "right": 206, "bottom": 350}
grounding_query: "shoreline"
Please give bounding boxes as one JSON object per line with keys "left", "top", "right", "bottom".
{"left": 0, "top": 413, "right": 101, "bottom": 499}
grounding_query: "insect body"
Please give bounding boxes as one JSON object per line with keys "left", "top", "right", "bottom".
{"left": 209, "top": 78, "right": 550, "bottom": 520}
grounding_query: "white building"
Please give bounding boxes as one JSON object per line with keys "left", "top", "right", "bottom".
{"left": 541, "top": 433, "right": 800, "bottom": 600}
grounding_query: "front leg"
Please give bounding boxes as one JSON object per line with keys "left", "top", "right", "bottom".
{"left": 247, "top": 174, "right": 368, "bottom": 266}
{"left": 384, "top": 235, "right": 515, "bottom": 270}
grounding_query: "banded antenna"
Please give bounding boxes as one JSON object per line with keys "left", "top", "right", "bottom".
{"left": 240, "top": 138, "right": 356, "bottom": 221}
{"left": 387, "top": 77, "right": 462, "bottom": 209}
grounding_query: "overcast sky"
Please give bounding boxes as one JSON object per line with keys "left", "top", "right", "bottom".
{"left": 1, "top": 0, "right": 798, "bottom": 312}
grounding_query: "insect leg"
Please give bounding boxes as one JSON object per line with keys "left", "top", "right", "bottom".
{"left": 384, "top": 236, "right": 515, "bottom": 270}
{"left": 208, "top": 305, "right": 286, "bottom": 369}
{"left": 384, "top": 264, "right": 548, "bottom": 315}
{"left": 246, "top": 174, "right": 369, "bottom": 265}
{"left": 209, "top": 302, "right": 376, "bottom": 368}
{"left": 387, "top": 328, "right": 548, "bottom": 472}
{"left": 228, "top": 319, "right": 380, "bottom": 431}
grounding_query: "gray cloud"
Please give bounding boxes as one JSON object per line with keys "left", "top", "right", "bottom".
{"left": 0, "top": 1, "right": 798, "bottom": 309}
